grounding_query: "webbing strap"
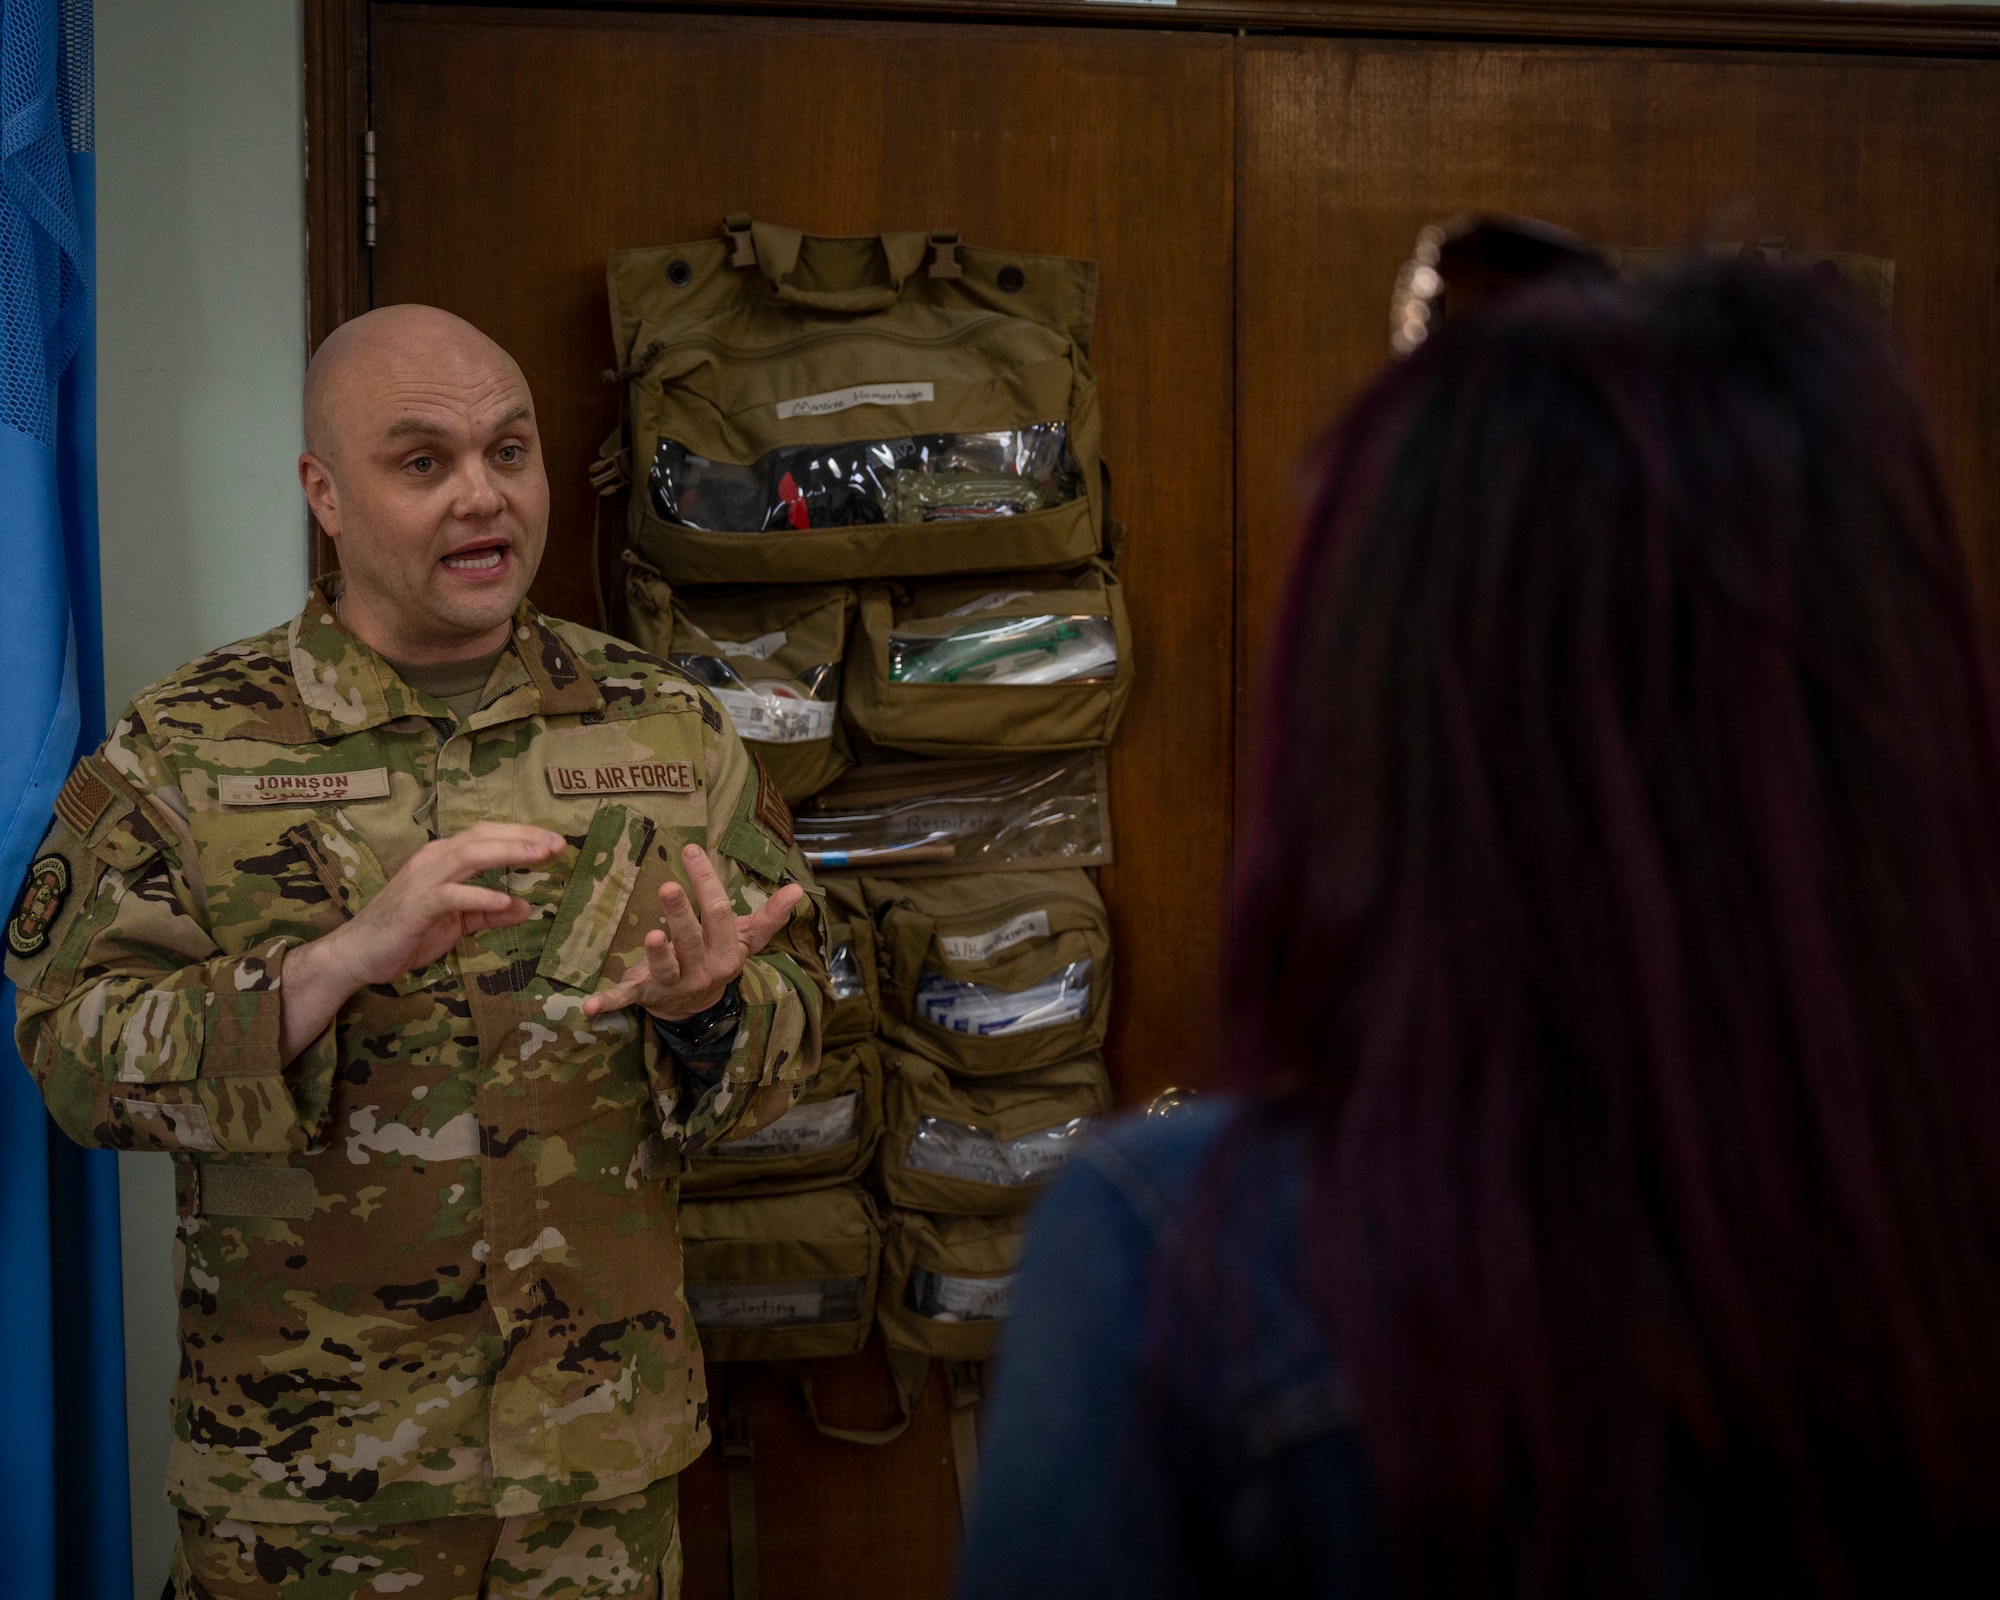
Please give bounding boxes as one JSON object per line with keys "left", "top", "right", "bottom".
{"left": 719, "top": 1367, "right": 760, "bottom": 1600}
{"left": 944, "top": 1359, "right": 985, "bottom": 1529}
{"left": 786, "top": 1344, "right": 930, "bottom": 1446}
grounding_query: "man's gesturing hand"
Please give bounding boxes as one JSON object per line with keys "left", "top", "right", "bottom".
{"left": 281, "top": 822, "right": 566, "bottom": 1061}
{"left": 582, "top": 843, "right": 805, "bottom": 1024}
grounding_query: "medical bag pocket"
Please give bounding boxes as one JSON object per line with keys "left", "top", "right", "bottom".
{"left": 876, "top": 1211, "right": 1023, "bottom": 1363}
{"left": 820, "top": 876, "right": 880, "bottom": 1046}
{"left": 622, "top": 560, "right": 856, "bottom": 803}
{"left": 680, "top": 1183, "right": 881, "bottom": 1361}
{"left": 607, "top": 220, "right": 1104, "bottom": 585}
{"left": 866, "top": 869, "right": 1111, "bottom": 1077}
{"left": 684, "top": 1040, "right": 883, "bottom": 1199}
{"left": 795, "top": 750, "right": 1112, "bottom": 877}
{"left": 877, "top": 1049, "right": 1109, "bottom": 1215}
{"left": 844, "top": 561, "right": 1132, "bottom": 758}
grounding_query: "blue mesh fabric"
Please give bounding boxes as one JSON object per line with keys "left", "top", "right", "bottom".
{"left": 1, "top": 0, "right": 91, "bottom": 449}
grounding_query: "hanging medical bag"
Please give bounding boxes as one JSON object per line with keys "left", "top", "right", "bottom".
{"left": 820, "top": 875, "right": 881, "bottom": 1046}
{"left": 877, "top": 1048, "right": 1109, "bottom": 1215}
{"left": 876, "top": 1210, "right": 1024, "bottom": 1364}
{"left": 622, "top": 555, "right": 856, "bottom": 803}
{"left": 844, "top": 560, "right": 1133, "bottom": 758}
{"left": 679, "top": 1183, "right": 882, "bottom": 1362}
{"left": 684, "top": 1040, "right": 884, "bottom": 1199}
{"left": 794, "top": 750, "right": 1113, "bottom": 876}
{"left": 866, "top": 869, "right": 1112, "bottom": 1077}
{"left": 604, "top": 219, "right": 1104, "bottom": 585}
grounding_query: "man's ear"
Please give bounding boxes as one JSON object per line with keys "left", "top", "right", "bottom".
{"left": 299, "top": 452, "right": 340, "bottom": 538}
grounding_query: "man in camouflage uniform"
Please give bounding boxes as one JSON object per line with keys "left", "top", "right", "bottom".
{"left": 7, "top": 305, "right": 828, "bottom": 1598}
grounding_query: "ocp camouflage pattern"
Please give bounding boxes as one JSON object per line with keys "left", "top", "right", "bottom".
{"left": 10, "top": 577, "right": 829, "bottom": 1525}
{"left": 173, "top": 1469, "right": 681, "bottom": 1598}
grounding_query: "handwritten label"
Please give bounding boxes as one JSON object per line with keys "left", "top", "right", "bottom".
{"left": 774, "top": 382, "right": 934, "bottom": 420}
{"left": 546, "top": 761, "right": 696, "bottom": 798}
{"left": 217, "top": 769, "right": 390, "bottom": 806}
{"left": 940, "top": 909, "right": 1050, "bottom": 964}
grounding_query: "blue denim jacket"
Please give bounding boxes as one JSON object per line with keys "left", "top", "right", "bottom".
{"left": 956, "top": 1097, "right": 1397, "bottom": 1599}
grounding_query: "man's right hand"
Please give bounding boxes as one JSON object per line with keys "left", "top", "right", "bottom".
{"left": 280, "top": 822, "right": 566, "bottom": 1061}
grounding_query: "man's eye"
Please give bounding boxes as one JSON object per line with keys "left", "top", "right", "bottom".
{"left": 409, "top": 456, "right": 437, "bottom": 475}
{"left": 495, "top": 444, "right": 524, "bottom": 464}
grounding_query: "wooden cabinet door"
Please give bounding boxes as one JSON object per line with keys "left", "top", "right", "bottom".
{"left": 1235, "top": 39, "right": 2000, "bottom": 729}
{"left": 367, "top": 8, "right": 1234, "bottom": 1596}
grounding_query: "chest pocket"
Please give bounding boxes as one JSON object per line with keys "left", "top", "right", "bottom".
{"left": 283, "top": 812, "right": 450, "bottom": 996}
{"left": 537, "top": 802, "right": 658, "bottom": 992}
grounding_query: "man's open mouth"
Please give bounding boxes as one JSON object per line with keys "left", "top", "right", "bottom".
{"left": 442, "top": 543, "right": 508, "bottom": 572}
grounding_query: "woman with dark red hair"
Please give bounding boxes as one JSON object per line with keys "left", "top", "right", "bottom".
{"left": 957, "top": 252, "right": 2000, "bottom": 1597}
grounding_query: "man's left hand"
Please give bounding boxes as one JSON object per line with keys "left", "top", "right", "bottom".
{"left": 581, "top": 843, "right": 805, "bottom": 1023}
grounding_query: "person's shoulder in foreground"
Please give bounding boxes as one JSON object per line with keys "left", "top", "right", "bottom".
{"left": 957, "top": 1095, "right": 1395, "bottom": 1600}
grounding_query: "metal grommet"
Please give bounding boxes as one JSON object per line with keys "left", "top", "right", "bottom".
{"left": 997, "top": 265, "right": 1026, "bottom": 294}
{"left": 1145, "top": 1086, "right": 1198, "bottom": 1119}
{"left": 665, "top": 258, "right": 692, "bottom": 287}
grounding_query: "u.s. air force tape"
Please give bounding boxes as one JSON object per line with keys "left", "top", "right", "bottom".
{"left": 547, "top": 760, "right": 696, "bottom": 797}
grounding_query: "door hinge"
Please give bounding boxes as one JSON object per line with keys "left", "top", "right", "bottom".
{"left": 363, "top": 129, "right": 378, "bottom": 249}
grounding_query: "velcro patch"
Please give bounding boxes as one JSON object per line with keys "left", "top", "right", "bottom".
{"left": 54, "top": 761, "right": 113, "bottom": 838}
{"left": 547, "top": 761, "right": 697, "bottom": 798}
{"left": 753, "top": 756, "right": 794, "bottom": 848}
{"left": 8, "top": 853, "right": 71, "bottom": 957}
{"left": 197, "top": 1162, "right": 317, "bottom": 1219}
{"left": 218, "top": 769, "right": 391, "bottom": 806}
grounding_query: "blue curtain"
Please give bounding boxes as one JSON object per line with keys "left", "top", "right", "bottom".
{"left": 0, "top": 2, "right": 133, "bottom": 1598}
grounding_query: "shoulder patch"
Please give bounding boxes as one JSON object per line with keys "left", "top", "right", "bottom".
{"left": 9, "top": 854, "right": 72, "bottom": 957}
{"left": 53, "top": 761, "right": 113, "bottom": 838}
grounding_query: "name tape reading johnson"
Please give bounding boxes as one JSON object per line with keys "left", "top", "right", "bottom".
{"left": 218, "top": 769, "right": 392, "bottom": 806}
{"left": 547, "top": 761, "right": 698, "bottom": 798}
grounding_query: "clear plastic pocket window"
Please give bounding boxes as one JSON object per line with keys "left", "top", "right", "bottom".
{"left": 909, "top": 1268, "right": 1016, "bottom": 1323}
{"left": 669, "top": 653, "right": 838, "bottom": 745}
{"left": 798, "top": 752, "right": 1108, "bottom": 872}
{"left": 687, "top": 1275, "right": 867, "bottom": 1329}
{"left": 649, "top": 424, "right": 1081, "bottom": 533}
{"left": 708, "top": 1091, "right": 861, "bottom": 1159}
{"left": 888, "top": 615, "right": 1117, "bottom": 687}
{"left": 828, "top": 940, "right": 865, "bottom": 1000}
{"left": 916, "top": 959, "right": 1092, "bottom": 1037}
{"left": 905, "top": 1113, "right": 1095, "bottom": 1187}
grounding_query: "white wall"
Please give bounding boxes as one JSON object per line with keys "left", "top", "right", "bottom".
{"left": 94, "top": 3, "right": 307, "bottom": 1594}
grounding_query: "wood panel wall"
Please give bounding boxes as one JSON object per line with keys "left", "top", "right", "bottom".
{"left": 312, "top": 6, "right": 2000, "bottom": 1596}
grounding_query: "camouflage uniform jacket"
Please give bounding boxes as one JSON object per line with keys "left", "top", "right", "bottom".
{"left": 8, "top": 578, "right": 829, "bottom": 1525}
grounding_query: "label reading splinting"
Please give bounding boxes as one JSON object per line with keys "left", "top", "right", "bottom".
{"left": 687, "top": 1276, "right": 866, "bottom": 1328}
{"left": 774, "top": 382, "right": 935, "bottom": 420}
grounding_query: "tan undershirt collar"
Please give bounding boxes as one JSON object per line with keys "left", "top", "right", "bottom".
{"left": 383, "top": 646, "right": 508, "bottom": 725}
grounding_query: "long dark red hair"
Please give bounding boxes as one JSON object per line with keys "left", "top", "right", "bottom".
{"left": 1229, "top": 259, "right": 2000, "bottom": 1593}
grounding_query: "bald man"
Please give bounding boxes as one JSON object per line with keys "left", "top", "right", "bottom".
{"left": 9, "top": 306, "right": 829, "bottom": 1599}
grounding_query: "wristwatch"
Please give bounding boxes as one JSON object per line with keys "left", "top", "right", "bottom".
{"left": 650, "top": 980, "right": 745, "bottom": 1061}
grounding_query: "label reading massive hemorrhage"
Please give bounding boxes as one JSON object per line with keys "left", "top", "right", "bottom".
{"left": 545, "top": 761, "right": 697, "bottom": 797}
{"left": 216, "top": 769, "right": 391, "bottom": 806}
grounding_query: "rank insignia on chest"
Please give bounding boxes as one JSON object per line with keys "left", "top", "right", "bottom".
{"left": 8, "top": 853, "right": 72, "bottom": 957}
{"left": 547, "top": 761, "right": 697, "bottom": 797}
